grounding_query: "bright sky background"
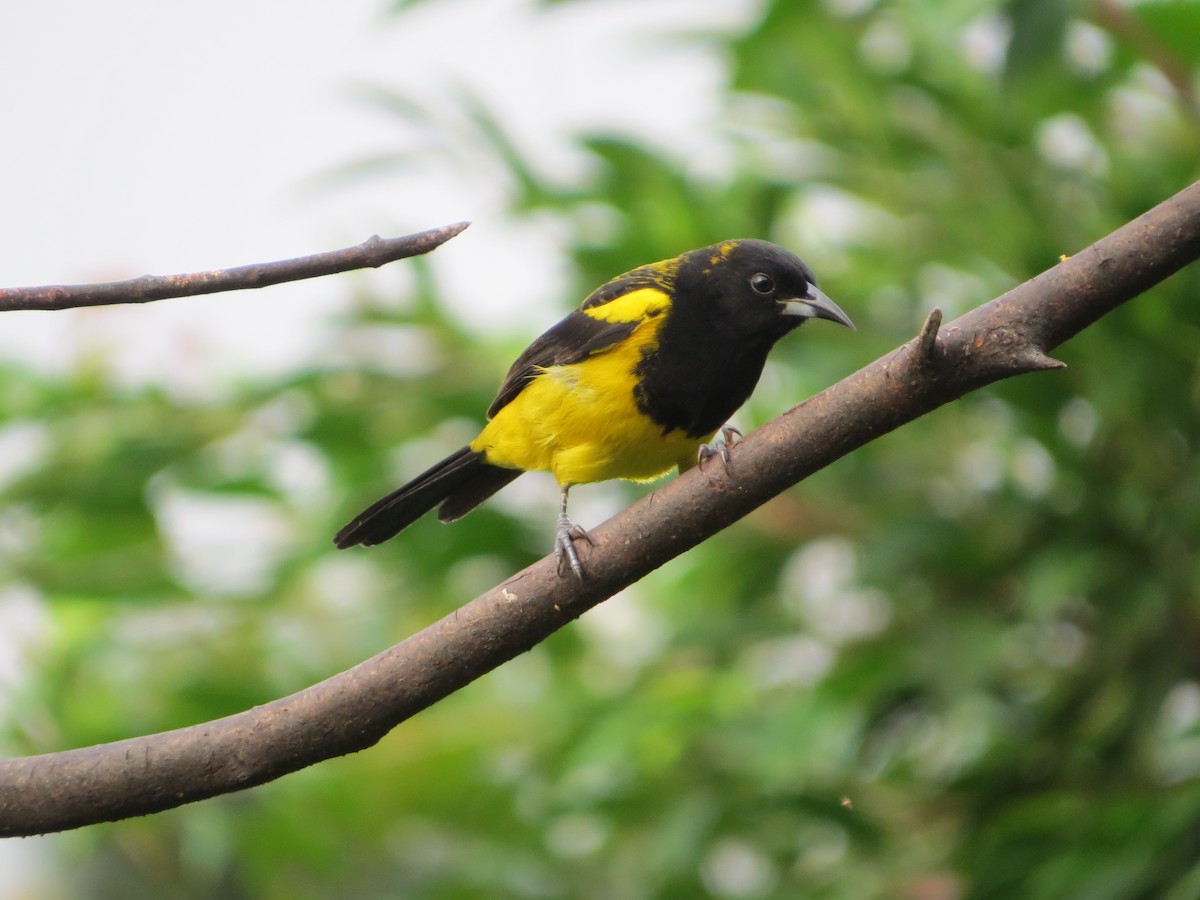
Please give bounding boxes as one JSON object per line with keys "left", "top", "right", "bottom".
{"left": 0, "top": 0, "right": 761, "bottom": 887}
{"left": 1, "top": 0, "right": 758, "bottom": 393}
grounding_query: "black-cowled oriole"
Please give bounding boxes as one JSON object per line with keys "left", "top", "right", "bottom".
{"left": 334, "top": 239, "right": 854, "bottom": 576}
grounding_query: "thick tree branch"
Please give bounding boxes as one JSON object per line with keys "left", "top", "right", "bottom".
{"left": 2, "top": 180, "right": 1199, "bottom": 837}
{"left": 0, "top": 222, "right": 469, "bottom": 311}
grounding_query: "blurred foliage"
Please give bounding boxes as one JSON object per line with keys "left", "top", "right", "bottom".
{"left": 3, "top": 0, "right": 1200, "bottom": 898}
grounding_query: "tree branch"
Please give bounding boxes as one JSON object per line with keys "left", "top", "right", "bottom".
{"left": 0, "top": 222, "right": 469, "bottom": 312}
{"left": 2, "top": 180, "right": 1199, "bottom": 837}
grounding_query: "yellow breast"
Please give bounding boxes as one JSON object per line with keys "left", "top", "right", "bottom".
{"left": 470, "top": 289, "right": 711, "bottom": 486}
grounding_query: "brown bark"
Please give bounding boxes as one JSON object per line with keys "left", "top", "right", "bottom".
{"left": 1, "top": 180, "right": 1198, "bottom": 837}
{"left": 0, "top": 222, "right": 468, "bottom": 311}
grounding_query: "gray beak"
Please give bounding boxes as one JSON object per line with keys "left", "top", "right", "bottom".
{"left": 780, "top": 285, "right": 855, "bottom": 331}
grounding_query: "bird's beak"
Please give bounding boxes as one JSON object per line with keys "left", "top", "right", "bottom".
{"left": 780, "top": 285, "right": 855, "bottom": 331}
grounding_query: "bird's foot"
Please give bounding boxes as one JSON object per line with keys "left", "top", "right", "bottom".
{"left": 554, "top": 514, "right": 593, "bottom": 579}
{"left": 698, "top": 425, "right": 742, "bottom": 472}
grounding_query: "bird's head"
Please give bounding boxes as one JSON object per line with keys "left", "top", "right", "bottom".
{"left": 679, "top": 239, "right": 855, "bottom": 340}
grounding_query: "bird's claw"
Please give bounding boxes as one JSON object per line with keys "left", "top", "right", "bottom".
{"left": 554, "top": 514, "right": 593, "bottom": 579}
{"left": 698, "top": 425, "right": 742, "bottom": 472}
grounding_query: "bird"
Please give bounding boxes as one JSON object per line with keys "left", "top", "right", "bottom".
{"left": 334, "top": 239, "right": 854, "bottom": 577}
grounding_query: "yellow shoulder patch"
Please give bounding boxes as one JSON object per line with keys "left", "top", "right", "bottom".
{"left": 582, "top": 287, "right": 671, "bottom": 324}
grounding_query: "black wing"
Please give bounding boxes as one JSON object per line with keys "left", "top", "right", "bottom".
{"left": 486, "top": 312, "right": 637, "bottom": 418}
{"left": 485, "top": 266, "right": 676, "bottom": 419}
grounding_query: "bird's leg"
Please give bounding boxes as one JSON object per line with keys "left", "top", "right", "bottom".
{"left": 554, "top": 485, "right": 592, "bottom": 579}
{"left": 698, "top": 424, "right": 742, "bottom": 472}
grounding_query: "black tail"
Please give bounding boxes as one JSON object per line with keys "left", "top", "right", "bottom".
{"left": 334, "top": 446, "right": 521, "bottom": 549}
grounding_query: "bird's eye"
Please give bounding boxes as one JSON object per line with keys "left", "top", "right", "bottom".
{"left": 750, "top": 273, "right": 774, "bottom": 294}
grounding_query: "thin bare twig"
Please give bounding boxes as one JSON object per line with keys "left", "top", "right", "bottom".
{"left": 1, "top": 180, "right": 1199, "bottom": 836}
{"left": 0, "top": 221, "right": 469, "bottom": 312}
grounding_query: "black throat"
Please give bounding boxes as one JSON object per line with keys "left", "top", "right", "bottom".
{"left": 632, "top": 311, "right": 777, "bottom": 439}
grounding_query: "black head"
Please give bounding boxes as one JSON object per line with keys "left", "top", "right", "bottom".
{"left": 675, "top": 239, "right": 854, "bottom": 340}
{"left": 630, "top": 240, "right": 853, "bottom": 437}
